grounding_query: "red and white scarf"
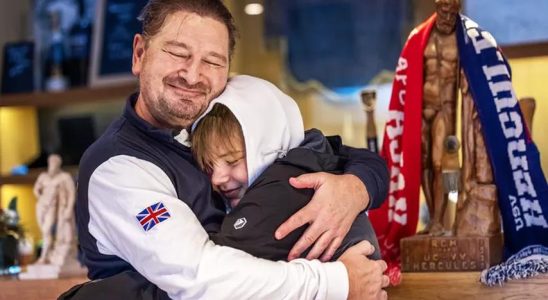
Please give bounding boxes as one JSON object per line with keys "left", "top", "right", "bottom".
{"left": 368, "top": 15, "right": 436, "bottom": 285}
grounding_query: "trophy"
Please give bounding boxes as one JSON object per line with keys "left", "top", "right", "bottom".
{"left": 44, "top": 10, "right": 69, "bottom": 91}
{"left": 361, "top": 89, "right": 378, "bottom": 153}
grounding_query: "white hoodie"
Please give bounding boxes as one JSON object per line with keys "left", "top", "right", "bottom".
{"left": 195, "top": 75, "right": 305, "bottom": 185}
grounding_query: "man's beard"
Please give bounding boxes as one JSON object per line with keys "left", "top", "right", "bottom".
{"left": 143, "top": 76, "right": 210, "bottom": 129}
{"left": 149, "top": 94, "right": 206, "bottom": 130}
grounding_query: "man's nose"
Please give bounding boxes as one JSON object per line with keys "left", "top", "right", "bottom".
{"left": 178, "top": 58, "right": 201, "bottom": 86}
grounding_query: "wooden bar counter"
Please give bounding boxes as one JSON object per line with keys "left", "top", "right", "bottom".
{"left": 0, "top": 276, "right": 87, "bottom": 300}
{"left": 1, "top": 272, "right": 547, "bottom": 299}
{"left": 387, "top": 272, "right": 548, "bottom": 299}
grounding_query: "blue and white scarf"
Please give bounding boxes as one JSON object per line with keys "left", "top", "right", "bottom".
{"left": 457, "top": 15, "right": 548, "bottom": 286}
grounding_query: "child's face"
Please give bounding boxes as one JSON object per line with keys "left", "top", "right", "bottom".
{"left": 209, "top": 143, "right": 248, "bottom": 208}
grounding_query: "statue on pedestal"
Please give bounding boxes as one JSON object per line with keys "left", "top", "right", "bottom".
{"left": 369, "top": 0, "right": 547, "bottom": 285}
{"left": 400, "top": 0, "right": 504, "bottom": 273}
{"left": 20, "top": 154, "right": 86, "bottom": 279}
{"left": 33, "top": 154, "right": 75, "bottom": 264}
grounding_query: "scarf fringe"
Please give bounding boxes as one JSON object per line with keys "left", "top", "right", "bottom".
{"left": 480, "top": 247, "right": 548, "bottom": 286}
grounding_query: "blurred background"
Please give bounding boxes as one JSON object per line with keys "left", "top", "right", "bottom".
{"left": 0, "top": 0, "right": 547, "bottom": 256}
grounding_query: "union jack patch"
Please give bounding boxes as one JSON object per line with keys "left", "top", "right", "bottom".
{"left": 136, "top": 202, "right": 171, "bottom": 232}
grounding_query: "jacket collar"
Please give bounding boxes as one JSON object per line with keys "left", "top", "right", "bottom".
{"left": 123, "top": 93, "right": 190, "bottom": 147}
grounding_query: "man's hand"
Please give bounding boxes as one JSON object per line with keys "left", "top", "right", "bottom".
{"left": 338, "top": 241, "right": 389, "bottom": 300}
{"left": 275, "top": 172, "right": 369, "bottom": 261}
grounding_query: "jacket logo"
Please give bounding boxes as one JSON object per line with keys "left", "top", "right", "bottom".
{"left": 234, "top": 218, "right": 247, "bottom": 230}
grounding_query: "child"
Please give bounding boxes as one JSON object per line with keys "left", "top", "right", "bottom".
{"left": 191, "top": 75, "right": 381, "bottom": 261}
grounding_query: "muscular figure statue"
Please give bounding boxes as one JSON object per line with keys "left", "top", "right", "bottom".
{"left": 33, "top": 154, "right": 76, "bottom": 265}
{"left": 421, "top": 0, "right": 460, "bottom": 235}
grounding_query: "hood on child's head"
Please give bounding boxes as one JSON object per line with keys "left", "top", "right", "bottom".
{"left": 193, "top": 75, "right": 304, "bottom": 185}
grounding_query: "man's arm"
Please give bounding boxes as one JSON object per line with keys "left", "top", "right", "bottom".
{"left": 86, "top": 155, "right": 348, "bottom": 300}
{"left": 276, "top": 132, "right": 389, "bottom": 261}
{"left": 338, "top": 241, "right": 389, "bottom": 300}
{"left": 211, "top": 164, "right": 313, "bottom": 261}
{"left": 334, "top": 140, "right": 390, "bottom": 210}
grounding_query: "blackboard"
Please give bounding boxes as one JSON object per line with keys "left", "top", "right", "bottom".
{"left": 99, "top": 0, "right": 147, "bottom": 75}
{"left": 90, "top": 0, "right": 147, "bottom": 86}
{"left": 1, "top": 41, "right": 35, "bottom": 94}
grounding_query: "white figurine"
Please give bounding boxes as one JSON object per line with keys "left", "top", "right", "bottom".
{"left": 20, "top": 154, "right": 86, "bottom": 279}
{"left": 33, "top": 154, "right": 75, "bottom": 264}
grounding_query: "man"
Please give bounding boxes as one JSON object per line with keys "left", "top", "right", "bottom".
{"left": 75, "top": 0, "right": 389, "bottom": 299}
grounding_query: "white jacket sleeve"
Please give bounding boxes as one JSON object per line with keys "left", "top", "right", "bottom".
{"left": 87, "top": 155, "right": 349, "bottom": 300}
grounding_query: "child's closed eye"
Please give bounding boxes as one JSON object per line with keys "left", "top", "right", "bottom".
{"left": 225, "top": 157, "right": 243, "bottom": 165}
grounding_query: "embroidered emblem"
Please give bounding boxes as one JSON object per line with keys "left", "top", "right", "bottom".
{"left": 233, "top": 217, "right": 247, "bottom": 230}
{"left": 136, "top": 202, "right": 171, "bottom": 231}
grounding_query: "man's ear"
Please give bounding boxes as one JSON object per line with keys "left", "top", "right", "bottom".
{"left": 132, "top": 34, "right": 146, "bottom": 76}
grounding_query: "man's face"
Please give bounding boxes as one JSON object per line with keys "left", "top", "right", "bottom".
{"left": 208, "top": 139, "right": 248, "bottom": 208}
{"left": 435, "top": 0, "right": 460, "bottom": 34}
{"left": 132, "top": 11, "right": 230, "bottom": 129}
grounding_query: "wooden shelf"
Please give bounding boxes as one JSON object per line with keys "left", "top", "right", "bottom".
{"left": 0, "top": 276, "right": 87, "bottom": 300}
{"left": 387, "top": 272, "right": 548, "bottom": 299}
{"left": 0, "top": 82, "right": 138, "bottom": 108}
{"left": 502, "top": 41, "right": 548, "bottom": 59}
{"left": 0, "top": 166, "right": 79, "bottom": 186}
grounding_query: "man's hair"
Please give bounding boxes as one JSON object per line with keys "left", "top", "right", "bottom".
{"left": 138, "top": 0, "right": 238, "bottom": 57}
{"left": 191, "top": 104, "right": 245, "bottom": 172}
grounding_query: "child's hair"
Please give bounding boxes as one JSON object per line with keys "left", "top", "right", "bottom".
{"left": 191, "top": 103, "right": 245, "bottom": 172}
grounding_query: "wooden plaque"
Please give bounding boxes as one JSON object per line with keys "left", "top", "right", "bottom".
{"left": 401, "top": 234, "right": 503, "bottom": 272}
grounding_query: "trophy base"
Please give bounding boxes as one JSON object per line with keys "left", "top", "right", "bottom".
{"left": 401, "top": 233, "right": 503, "bottom": 272}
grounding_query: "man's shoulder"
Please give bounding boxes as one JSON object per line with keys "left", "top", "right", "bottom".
{"left": 78, "top": 115, "right": 197, "bottom": 188}
{"left": 82, "top": 115, "right": 160, "bottom": 160}
{"left": 81, "top": 117, "right": 128, "bottom": 162}
{"left": 79, "top": 116, "right": 153, "bottom": 178}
